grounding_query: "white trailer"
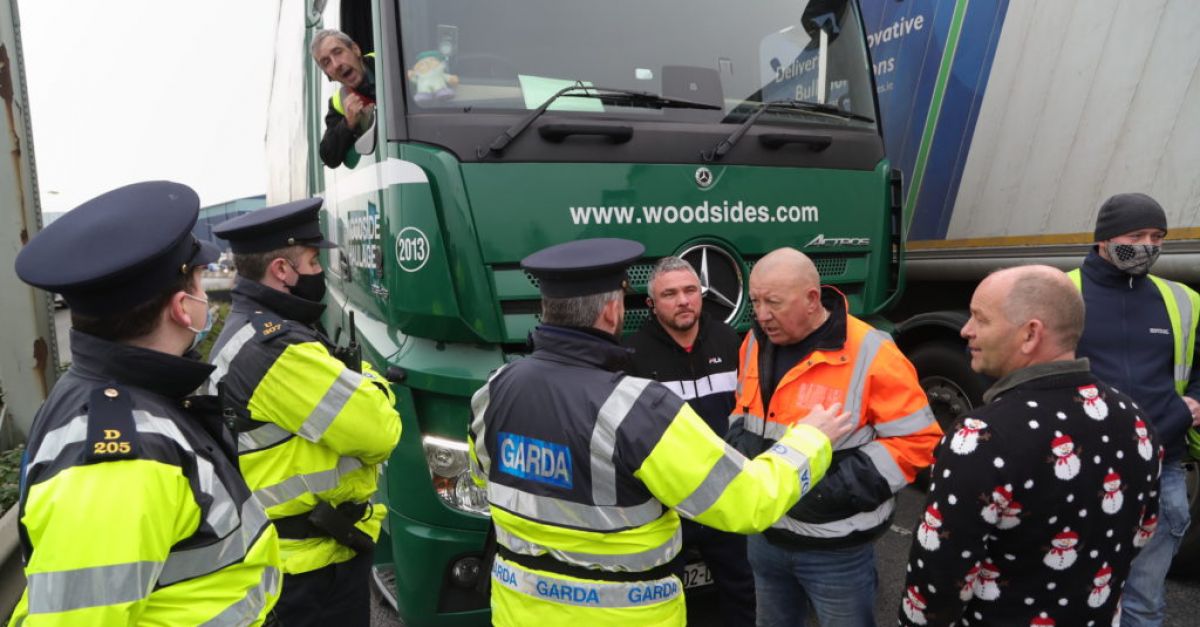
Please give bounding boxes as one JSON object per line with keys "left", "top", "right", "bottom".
{"left": 861, "top": 0, "right": 1200, "bottom": 572}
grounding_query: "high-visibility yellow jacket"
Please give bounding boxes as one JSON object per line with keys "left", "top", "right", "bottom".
{"left": 11, "top": 330, "right": 280, "bottom": 626}
{"left": 1068, "top": 264, "right": 1200, "bottom": 459}
{"left": 727, "top": 288, "right": 941, "bottom": 548}
{"left": 207, "top": 278, "right": 401, "bottom": 575}
{"left": 468, "top": 325, "right": 835, "bottom": 626}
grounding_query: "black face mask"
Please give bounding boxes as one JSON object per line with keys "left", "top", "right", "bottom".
{"left": 287, "top": 269, "right": 327, "bottom": 303}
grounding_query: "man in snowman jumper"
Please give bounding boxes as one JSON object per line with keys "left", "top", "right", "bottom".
{"left": 900, "top": 266, "right": 1162, "bottom": 627}
{"left": 1070, "top": 193, "right": 1200, "bottom": 627}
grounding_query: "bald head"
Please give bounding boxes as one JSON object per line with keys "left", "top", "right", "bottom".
{"left": 749, "top": 248, "right": 826, "bottom": 345}
{"left": 752, "top": 247, "right": 820, "bottom": 291}
{"left": 994, "top": 265, "right": 1084, "bottom": 352}
{"left": 962, "top": 265, "right": 1082, "bottom": 377}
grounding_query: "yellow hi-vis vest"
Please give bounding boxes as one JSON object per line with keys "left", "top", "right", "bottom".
{"left": 1068, "top": 268, "right": 1200, "bottom": 458}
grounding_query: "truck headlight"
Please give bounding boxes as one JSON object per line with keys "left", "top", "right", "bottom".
{"left": 422, "top": 435, "right": 489, "bottom": 515}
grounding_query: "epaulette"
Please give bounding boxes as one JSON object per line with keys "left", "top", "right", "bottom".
{"left": 251, "top": 311, "right": 288, "bottom": 342}
{"left": 86, "top": 385, "right": 140, "bottom": 462}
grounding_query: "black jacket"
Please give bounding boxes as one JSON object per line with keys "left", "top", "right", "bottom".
{"left": 1076, "top": 250, "right": 1200, "bottom": 461}
{"left": 319, "top": 55, "right": 377, "bottom": 168}
{"left": 623, "top": 313, "right": 741, "bottom": 437}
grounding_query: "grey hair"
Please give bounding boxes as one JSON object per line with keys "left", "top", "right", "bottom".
{"left": 310, "top": 29, "right": 356, "bottom": 60}
{"left": 541, "top": 290, "right": 623, "bottom": 327}
{"left": 647, "top": 256, "right": 698, "bottom": 297}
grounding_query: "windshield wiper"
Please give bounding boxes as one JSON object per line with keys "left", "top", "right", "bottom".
{"left": 703, "top": 100, "right": 874, "bottom": 161}
{"left": 476, "top": 84, "right": 721, "bottom": 158}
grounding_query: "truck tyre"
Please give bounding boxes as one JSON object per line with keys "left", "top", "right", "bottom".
{"left": 1169, "top": 461, "right": 1200, "bottom": 577}
{"left": 907, "top": 340, "right": 988, "bottom": 431}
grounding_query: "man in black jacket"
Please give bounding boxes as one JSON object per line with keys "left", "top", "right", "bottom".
{"left": 312, "top": 29, "right": 376, "bottom": 168}
{"left": 1070, "top": 193, "right": 1200, "bottom": 627}
{"left": 625, "top": 256, "right": 754, "bottom": 626}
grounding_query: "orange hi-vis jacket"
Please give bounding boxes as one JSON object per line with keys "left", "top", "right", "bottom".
{"left": 728, "top": 288, "right": 942, "bottom": 547}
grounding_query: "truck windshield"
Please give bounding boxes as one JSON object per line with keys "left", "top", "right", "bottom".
{"left": 399, "top": 0, "right": 877, "bottom": 129}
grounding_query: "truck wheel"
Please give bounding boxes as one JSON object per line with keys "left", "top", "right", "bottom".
{"left": 907, "top": 341, "right": 988, "bottom": 431}
{"left": 1169, "top": 461, "right": 1200, "bottom": 577}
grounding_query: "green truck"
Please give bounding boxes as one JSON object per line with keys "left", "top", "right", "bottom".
{"left": 266, "top": 1, "right": 900, "bottom": 623}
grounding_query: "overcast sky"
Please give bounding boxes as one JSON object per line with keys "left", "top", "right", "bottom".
{"left": 18, "top": 0, "right": 278, "bottom": 214}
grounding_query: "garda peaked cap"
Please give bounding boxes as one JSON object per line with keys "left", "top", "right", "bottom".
{"left": 214, "top": 197, "right": 337, "bottom": 253}
{"left": 14, "top": 181, "right": 218, "bottom": 316}
{"left": 521, "top": 238, "right": 645, "bottom": 298}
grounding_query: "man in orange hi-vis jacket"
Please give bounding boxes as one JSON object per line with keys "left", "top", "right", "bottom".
{"left": 726, "top": 247, "right": 942, "bottom": 627}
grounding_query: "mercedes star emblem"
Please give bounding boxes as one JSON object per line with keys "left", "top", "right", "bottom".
{"left": 679, "top": 244, "right": 743, "bottom": 324}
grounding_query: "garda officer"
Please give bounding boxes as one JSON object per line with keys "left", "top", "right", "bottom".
{"left": 468, "top": 238, "right": 855, "bottom": 626}
{"left": 11, "top": 181, "right": 281, "bottom": 625}
{"left": 207, "top": 198, "right": 401, "bottom": 627}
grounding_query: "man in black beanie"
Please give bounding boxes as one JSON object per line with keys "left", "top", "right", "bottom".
{"left": 1067, "top": 192, "right": 1200, "bottom": 627}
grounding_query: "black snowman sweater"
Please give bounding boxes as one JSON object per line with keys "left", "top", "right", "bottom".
{"left": 899, "top": 359, "right": 1162, "bottom": 627}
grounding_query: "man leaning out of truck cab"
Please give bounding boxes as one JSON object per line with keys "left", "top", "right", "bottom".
{"left": 312, "top": 28, "right": 376, "bottom": 169}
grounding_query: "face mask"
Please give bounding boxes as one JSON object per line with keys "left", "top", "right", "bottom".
{"left": 1107, "top": 243, "right": 1161, "bottom": 276}
{"left": 184, "top": 293, "right": 215, "bottom": 352}
{"left": 287, "top": 264, "right": 327, "bottom": 303}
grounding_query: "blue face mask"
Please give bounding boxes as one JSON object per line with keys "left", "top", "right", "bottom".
{"left": 185, "top": 293, "right": 216, "bottom": 352}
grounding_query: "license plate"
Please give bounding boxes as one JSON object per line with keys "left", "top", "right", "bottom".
{"left": 682, "top": 561, "right": 713, "bottom": 589}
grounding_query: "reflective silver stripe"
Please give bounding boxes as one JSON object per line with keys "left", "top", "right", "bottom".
{"left": 30, "top": 409, "right": 198, "bottom": 468}
{"left": 489, "top": 482, "right": 663, "bottom": 531}
{"left": 196, "top": 456, "right": 238, "bottom": 536}
{"left": 737, "top": 413, "right": 788, "bottom": 441}
{"left": 237, "top": 422, "right": 294, "bottom": 452}
{"left": 26, "top": 561, "right": 161, "bottom": 614}
{"left": 763, "top": 439, "right": 814, "bottom": 475}
{"left": 838, "top": 425, "right": 877, "bottom": 450}
{"left": 875, "top": 406, "right": 936, "bottom": 438}
{"left": 297, "top": 369, "right": 361, "bottom": 442}
{"left": 674, "top": 446, "right": 746, "bottom": 518}
{"left": 29, "top": 415, "right": 88, "bottom": 467}
{"left": 660, "top": 371, "right": 738, "bottom": 401}
{"left": 204, "top": 323, "right": 256, "bottom": 395}
{"left": 770, "top": 498, "right": 895, "bottom": 538}
{"left": 253, "top": 456, "right": 365, "bottom": 508}
{"left": 133, "top": 411, "right": 196, "bottom": 453}
{"left": 495, "top": 525, "right": 682, "bottom": 573}
{"left": 736, "top": 334, "right": 757, "bottom": 398}
{"left": 1159, "top": 278, "right": 1195, "bottom": 384}
{"left": 470, "top": 365, "right": 508, "bottom": 475}
{"left": 841, "top": 330, "right": 889, "bottom": 430}
{"left": 469, "top": 441, "right": 487, "bottom": 483}
{"left": 198, "top": 566, "right": 281, "bottom": 627}
{"left": 159, "top": 496, "right": 272, "bottom": 585}
{"left": 491, "top": 556, "right": 682, "bottom": 609}
{"left": 590, "top": 377, "right": 651, "bottom": 506}
{"left": 860, "top": 441, "right": 909, "bottom": 492}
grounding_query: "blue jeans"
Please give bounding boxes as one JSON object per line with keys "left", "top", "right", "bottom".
{"left": 1121, "top": 462, "right": 1190, "bottom": 627}
{"left": 747, "top": 534, "right": 877, "bottom": 627}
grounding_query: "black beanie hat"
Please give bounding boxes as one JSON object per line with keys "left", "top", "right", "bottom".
{"left": 1094, "top": 193, "right": 1168, "bottom": 241}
